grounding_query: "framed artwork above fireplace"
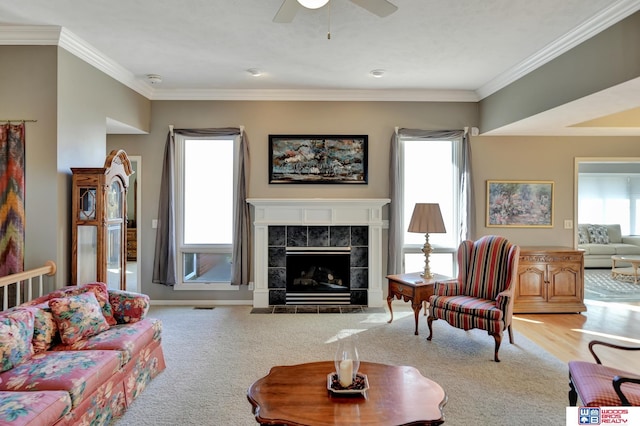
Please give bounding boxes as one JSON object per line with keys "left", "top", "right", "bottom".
{"left": 269, "top": 135, "right": 368, "bottom": 184}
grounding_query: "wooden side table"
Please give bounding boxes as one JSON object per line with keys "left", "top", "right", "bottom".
{"left": 386, "top": 272, "right": 453, "bottom": 335}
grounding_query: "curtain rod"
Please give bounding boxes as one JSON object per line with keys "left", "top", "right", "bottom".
{"left": 0, "top": 119, "right": 37, "bottom": 123}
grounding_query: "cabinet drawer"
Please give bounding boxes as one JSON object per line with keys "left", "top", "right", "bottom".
{"left": 389, "top": 282, "right": 413, "bottom": 297}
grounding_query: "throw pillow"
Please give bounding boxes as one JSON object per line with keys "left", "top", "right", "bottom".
{"left": 23, "top": 304, "right": 58, "bottom": 353}
{"left": 578, "top": 226, "right": 589, "bottom": 244}
{"left": 587, "top": 225, "right": 610, "bottom": 244}
{"left": 49, "top": 282, "right": 116, "bottom": 326}
{"left": 0, "top": 309, "right": 35, "bottom": 372}
{"left": 49, "top": 292, "right": 110, "bottom": 345}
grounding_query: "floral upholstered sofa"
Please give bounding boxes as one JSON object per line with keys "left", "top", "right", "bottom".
{"left": 0, "top": 282, "right": 165, "bottom": 425}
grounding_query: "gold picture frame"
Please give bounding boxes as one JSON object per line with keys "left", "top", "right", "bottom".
{"left": 486, "top": 180, "right": 554, "bottom": 228}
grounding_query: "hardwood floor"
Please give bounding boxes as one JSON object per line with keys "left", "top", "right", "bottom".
{"left": 513, "top": 299, "right": 640, "bottom": 373}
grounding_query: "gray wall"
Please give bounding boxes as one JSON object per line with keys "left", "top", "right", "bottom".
{"left": 0, "top": 46, "right": 59, "bottom": 272}
{"left": 107, "top": 100, "right": 478, "bottom": 301}
{"left": 480, "top": 11, "right": 640, "bottom": 133}
{"left": 472, "top": 136, "right": 640, "bottom": 246}
{"left": 0, "top": 45, "right": 150, "bottom": 286}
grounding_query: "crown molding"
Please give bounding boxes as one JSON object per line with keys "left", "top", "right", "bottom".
{"left": 476, "top": 0, "right": 640, "bottom": 100}
{"left": 57, "top": 28, "right": 153, "bottom": 98}
{"left": 150, "top": 88, "right": 479, "bottom": 102}
{"left": 0, "top": 24, "right": 477, "bottom": 102}
{"left": 4, "top": 0, "right": 638, "bottom": 104}
{"left": 0, "top": 25, "right": 60, "bottom": 44}
{"left": 0, "top": 25, "right": 153, "bottom": 99}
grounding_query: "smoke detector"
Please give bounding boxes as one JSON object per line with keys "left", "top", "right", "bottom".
{"left": 146, "top": 74, "right": 163, "bottom": 85}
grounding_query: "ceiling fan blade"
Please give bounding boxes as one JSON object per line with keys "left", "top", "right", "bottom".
{"left": 349, "top": 0, "right": 398, "bottom": 17}
{"left": 273, "top": 0, "right": 301, "bottom": 23}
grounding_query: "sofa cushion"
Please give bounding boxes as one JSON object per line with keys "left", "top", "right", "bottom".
{"left": 569, "top": 361, "right": 640, "bottom": 406}
{"left": 587, "top": 225, "right": 610, "bottom": 244}
{"left": 429, "top": 295, "right": 503, "bottom": 321}
{"left": 51, "top": 318, "right": 161, "bottom": 366}
{"left": 0, "top": 310, "right": 35, "bottom": 373}
{"left": 49, "top": 292, "right": 110, "bottom": 345}
{"left": 580, "top": 243, "right": 617, "bottom": 256}
{"left": 49, "top": 282, "right": 117, "bottom": 326}
{"left": 0, "top": 390, "right": 71, "bottom": 426}
{"left": 0, "top": 350, "right": 122, "bottom": 408}
{"left": 606, "top": 224, "right": 623, "bottom": 243}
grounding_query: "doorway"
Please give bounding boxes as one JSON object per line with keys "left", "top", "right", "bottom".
{"left": 574, "top": 157, "right": 640, "bottom": 242}
{"left": 127, "top": 156, "right": 141, "bottom": 293}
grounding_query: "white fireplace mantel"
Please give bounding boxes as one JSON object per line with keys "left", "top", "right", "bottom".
{"left": 247, "top": 198, "right": 391, "bottom": 308}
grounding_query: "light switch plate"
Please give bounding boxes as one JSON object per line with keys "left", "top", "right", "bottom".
{"left": 564, "top": 219, "right": 573, "bottom": 229}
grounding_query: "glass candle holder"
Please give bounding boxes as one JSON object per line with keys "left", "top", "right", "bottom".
{"left": 334, "top": 334, "right": 360, "bottom": 387}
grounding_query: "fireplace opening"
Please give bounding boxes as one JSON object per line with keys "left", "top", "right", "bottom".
{"left": 286, "top": 247, "right": 350, "bottom": 304}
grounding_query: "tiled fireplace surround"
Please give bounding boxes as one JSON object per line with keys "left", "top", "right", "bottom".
{"left": 247, "top": 199, "right": 390, "bottom": 308}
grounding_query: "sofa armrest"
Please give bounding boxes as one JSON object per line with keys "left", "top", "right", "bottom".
{"left": 108, "top": 289, "right": 150, "bottom": 324}
{"left": 621, "top": 236, "right": 640, "bottom": 246}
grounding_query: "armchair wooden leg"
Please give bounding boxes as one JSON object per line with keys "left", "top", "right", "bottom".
{"left": 507, "top": 324, "right": 514, "bottom": 344}
{"left": 491, "top": 332, "right": 502, "bottom": 362}
{"left": 568, "top": 374, "right": 578, "bottom": 406}
{"left": 427, "top": 317, "right": 435, "bottom": 341}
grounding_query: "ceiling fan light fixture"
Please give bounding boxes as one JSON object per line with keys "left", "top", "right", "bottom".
{"left": 297, "top": 0, "right": 329, "bottom": 9}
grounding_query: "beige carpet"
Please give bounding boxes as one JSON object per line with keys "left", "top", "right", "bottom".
{"left": 114, "top": 304, "right": 568, "bottom": 426}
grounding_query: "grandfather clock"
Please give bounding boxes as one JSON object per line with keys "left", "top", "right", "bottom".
{"left": 71, "top": 149, "right": 133, "bottom": 290}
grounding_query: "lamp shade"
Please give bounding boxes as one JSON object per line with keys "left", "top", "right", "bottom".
{"left": 297, "top": 0, "right": 329, "bottom": 9}
{"left": 407, "top": 203, "right": 446, "bottom": 234}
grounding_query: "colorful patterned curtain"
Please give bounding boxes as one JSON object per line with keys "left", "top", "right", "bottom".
{"left": 0, "top": 123, "right": 26, "bottom": 277}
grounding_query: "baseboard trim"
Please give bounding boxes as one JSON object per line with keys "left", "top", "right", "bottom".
{"left": 150, "top": 299, "right": 252, "bottom": 307}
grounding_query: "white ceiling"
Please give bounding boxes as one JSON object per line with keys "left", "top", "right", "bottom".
{"left": 1, "top": 0, "right": 640, "bottom": 135}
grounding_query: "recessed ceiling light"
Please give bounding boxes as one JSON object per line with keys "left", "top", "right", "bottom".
{"left": 247, "top": 68, "right": 262, "bottom": 77}
{"left": 370, "top": 69, "right": 385, "bottom": 78}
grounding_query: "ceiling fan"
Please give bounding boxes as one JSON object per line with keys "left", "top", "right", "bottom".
{"left": 273, "top": 0, "right": 398, "bottom": 23}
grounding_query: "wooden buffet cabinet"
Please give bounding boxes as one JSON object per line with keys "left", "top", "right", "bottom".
{"left": 514, "top": 246, "right": 586, "bottom": 313}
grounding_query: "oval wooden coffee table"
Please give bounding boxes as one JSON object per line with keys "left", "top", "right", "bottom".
{"left": 247, "top": 361, "right": 447, "bottom": 425}
{"left": 611, "top": 254, "right": 640, "bottom": 283}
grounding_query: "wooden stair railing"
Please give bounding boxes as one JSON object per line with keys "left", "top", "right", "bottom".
{"left": 0, "top": 261, "right": 57, "bottom": 311}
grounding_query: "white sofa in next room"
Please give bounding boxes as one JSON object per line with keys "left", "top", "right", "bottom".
{"left": 578, "top": 224, "right": 640, "bottom": 268}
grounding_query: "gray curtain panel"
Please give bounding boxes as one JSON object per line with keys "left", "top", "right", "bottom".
{"left": 387, "top": 129, "right": 472, "bottom": 275}
{"left": 153, "top": 127, "right": 251, "bottom": 286}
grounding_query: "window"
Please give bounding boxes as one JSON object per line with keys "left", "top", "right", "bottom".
{"left": 401, "top": 137, "right": 463, "bottom": 276}
{"left": 175, "top": 136, "right": 237, "bottom": 289}
{"left": 578, "top": 173, "right": 640, "bottom": 235}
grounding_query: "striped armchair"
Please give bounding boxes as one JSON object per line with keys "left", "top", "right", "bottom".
{"left": 427, "top": 235, "right": 520, "bottom": 362}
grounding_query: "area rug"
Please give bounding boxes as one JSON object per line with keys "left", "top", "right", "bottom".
{"left": 584, "top": 268, "right": 640, "bottom": 302}
{"left": 114, "top": 304, "right": 568, "bottom": 426}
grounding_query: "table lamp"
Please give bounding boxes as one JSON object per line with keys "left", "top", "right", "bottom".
{"left": 407, "top": 203, "right": 446, "bottom": 279}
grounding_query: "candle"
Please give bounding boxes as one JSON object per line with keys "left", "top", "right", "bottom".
{"left": 339, "top": 359, "right": 353, "bottom": 387}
